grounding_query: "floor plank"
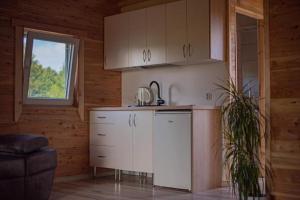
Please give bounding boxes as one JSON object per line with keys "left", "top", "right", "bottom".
{"left": 50, "top": 175, "right": 236, "bottom": 200}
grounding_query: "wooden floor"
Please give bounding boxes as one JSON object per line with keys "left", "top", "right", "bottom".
{"left": 50, "top": 175, "right": 236, "bottom": 200}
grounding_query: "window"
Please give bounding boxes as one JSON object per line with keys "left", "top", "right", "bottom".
{"left": 23, "top": 30, "right": 79, "bottom": 105}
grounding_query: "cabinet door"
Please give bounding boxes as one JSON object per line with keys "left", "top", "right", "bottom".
{"left": 132, "top": 111, "right": 153, "bottom": 173}
{"left": 129, "top": 9, "right": 147, "bottom": 67}
{"left": 166, "top": 0, "right": 187, "bottom": 65}
{"left": 146, "top": 4, "right": 166, "bottom": 66}
{"left": 114, "top": 111, "right": 133, "bottom": 171}
{"left": 187, "top": 0, "right": 210, "bottom": 64}
{"left": 153, "top": 112, "right": 192, "bottom": 190}
{"left": 104, "top": 13, "right": 129, "bottom": 69}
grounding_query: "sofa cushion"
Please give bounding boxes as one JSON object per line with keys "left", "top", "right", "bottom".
{"left": 25, "top": 148, "right": 57, "bottom": 176}
{"left": 0, "top": 155, "right": 25, "bottom": 178}
{"left": 0, "top": 134, "right": 48, "bottom": 154}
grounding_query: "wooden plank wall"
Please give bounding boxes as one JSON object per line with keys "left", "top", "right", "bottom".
{"left": 0, "top": 0, "right": 121, "bottom": 177}
{"left": 269, "top": 0, "right": 300, "bottom": 199}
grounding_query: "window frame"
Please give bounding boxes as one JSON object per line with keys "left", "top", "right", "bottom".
{"left": 23, "top": 31, "right": 79, "bottom": 106}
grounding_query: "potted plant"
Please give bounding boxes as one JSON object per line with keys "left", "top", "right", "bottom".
{"left": 217, "top": 79, "right": 266, "bottom": 200}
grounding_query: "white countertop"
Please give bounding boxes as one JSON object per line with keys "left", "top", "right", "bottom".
{"left": 90, "top": 105, "right": 220, "bottom": 111}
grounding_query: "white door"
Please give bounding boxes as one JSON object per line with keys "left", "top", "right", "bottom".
{"left": 132, "top": 111, "right": 153, "bottom": 173}
{"left": 146, "top": 4, "right": 166, "bottom": 66}
{"left": 154, "top": 112, "right": 191, "bottom": 190}
{"left": 129, "top": 9, "right": 147, "bottom": 67}
{"left": 104, "top": 13, "right": 129, "bottom": 69}
{"left": 166, "top": 0, "right": 187, "bottom": 65}
{"left": 114, "top": 111, "right": 133, "bottom": 171}
{"left": 187, "top": 0, "right": 210, "bottom": 64}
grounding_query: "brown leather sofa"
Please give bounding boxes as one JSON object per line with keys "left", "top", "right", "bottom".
{"left": 0, "top": 134, "right": 57, "bottom": 200}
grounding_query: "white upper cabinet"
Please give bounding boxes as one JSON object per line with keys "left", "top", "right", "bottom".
{"left": 129, "top": 5, "right": 166, "bottom": 67}
{"left": 129, "top": 9, "right": 147, "bottom": 67}
{"left": 166, "top": 0, "right": 187, "bottom": 65}
{"left": 146, "top": 4, "right": 166, "bottom": 66}
{"left": 104, "top": 13, "right": 129, "bottom": 70}
{"left": 187, "top": 0, "right": 210, "bottom": 64}
{"left": 104, "top": 0, "right": 225, "bottom": 70}
{"left": 166, "top": 0, "right": 225, "bottom": 65}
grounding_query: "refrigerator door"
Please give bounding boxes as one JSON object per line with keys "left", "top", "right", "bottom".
{"left": 154, "top": 111, "right": 191, "bottom": 190}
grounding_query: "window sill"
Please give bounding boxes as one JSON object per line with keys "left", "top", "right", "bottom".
{"left": 22, "top": 104, "right": 78, "bottom": 111}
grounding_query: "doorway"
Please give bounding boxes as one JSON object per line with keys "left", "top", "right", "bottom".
{"left": 226, "top": 0, "right": 268, "bottom": 192}
{"left": 237, "top": 14, "right": 259, "bottom": 98}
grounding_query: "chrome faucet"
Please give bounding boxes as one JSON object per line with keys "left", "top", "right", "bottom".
{"left": 149, "top": 81, "right": 165, "bottom": 106}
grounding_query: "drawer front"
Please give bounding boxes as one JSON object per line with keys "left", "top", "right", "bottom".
{"left": 90, "top": 146, "right": 116, "bottom": 169}
{"left": 90, "top": 123, "right": 116, "bottom": 146}
{"left": 90, "top": 111, "right": 117, "bottom": 124}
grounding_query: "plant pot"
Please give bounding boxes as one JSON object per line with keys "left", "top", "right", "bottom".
{"left": 236, "top": 177, "right": 266, "bottom": 199}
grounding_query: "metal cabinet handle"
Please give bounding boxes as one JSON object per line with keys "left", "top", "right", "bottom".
{"left": 143, "top": 50, "right": 146, "bottom": 62}
{"left": 188, "top": 43, "right": 191, "bottom": 57}
{"left": 97, "top": 116, "right": 106, "bottom": 119}
{"left": 97, "top": 133, "right": 106, "bottom": 136}
{"left": 147, "top": 49, "right": 151, "bottom": 61}
{"left": 133, "top": 114, "right": 136, "bottom": 127}
{"left": 129, "top": 114, "right": 132, "bottom": 127}
{"left": 183, "top": 44, "right": 186, "bottom": 58}
{"left": 97, "top": 156, "right": 106, "bottom": 158}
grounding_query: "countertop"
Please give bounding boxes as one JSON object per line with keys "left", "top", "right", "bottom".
{"left": 90, "top": 105, "right": 220, "bottom": 111}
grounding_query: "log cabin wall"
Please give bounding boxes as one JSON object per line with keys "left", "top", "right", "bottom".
{"left": 118, "top": 0, "right": 178, "bottom": 12}
{"left": 0, "top": 0, "right": 121, "bottom": 177}
{"left": 269, "top": 0, "right": 300, "bottom": 199}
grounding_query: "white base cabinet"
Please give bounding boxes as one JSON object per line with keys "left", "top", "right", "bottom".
{"left": 89, "top": 108, "right": 222, "bottom": 192}
{"left": 90, "top": 111, "right": 132, "bottom": 171}
{"left": 132, "top": 111, "right": 153, "bottom": 173}
{"left": 90, "top": 111, "right": 153, "bottom": 173}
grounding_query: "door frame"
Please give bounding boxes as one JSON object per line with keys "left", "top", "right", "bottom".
{"left": 227, "top": 0, "right": 270, "bottom": 193}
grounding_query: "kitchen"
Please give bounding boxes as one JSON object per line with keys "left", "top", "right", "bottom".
{"left": 0, "top": 0, "right": 295, "bottom": 199}
{"left": 90, "top": 0, "right": 225, "bottom": 193}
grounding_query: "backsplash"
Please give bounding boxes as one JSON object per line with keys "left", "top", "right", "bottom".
{"left": 122, "top": 62, "right": 226, "bottom": 106}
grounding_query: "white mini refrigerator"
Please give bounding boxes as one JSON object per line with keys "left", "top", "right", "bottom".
{"left": 153, "top": 111, "right": 192, "bottom": 190}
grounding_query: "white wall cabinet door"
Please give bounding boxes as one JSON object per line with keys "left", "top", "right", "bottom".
{"left": 104, "top": 13, "right": 129, "bottom": 69}
{"left": 187, "top": 0, "right": 210, "bottom": 64}
{"left": 146, "top": 4, "right": 166, "bottom": 66}
{"left": 129, "top": 9, "right": 147, "bottom": 67}
{"left": 132, "top": 111, "right": 153, "bottom": 173}
{"left": 166, "top": 0, "right": 187, "bottom": 65}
